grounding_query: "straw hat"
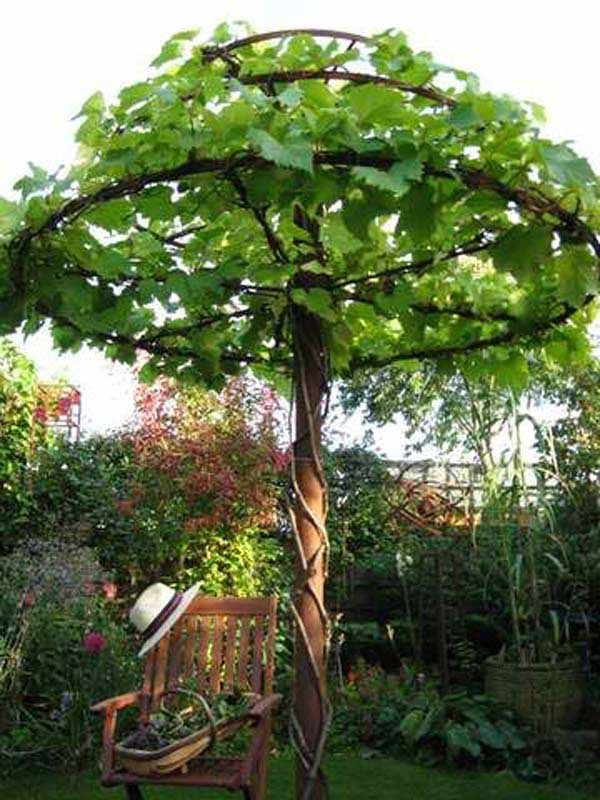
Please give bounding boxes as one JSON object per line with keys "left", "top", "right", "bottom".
{"left": 130, "top": 582, "right": 199, "bottom": 657}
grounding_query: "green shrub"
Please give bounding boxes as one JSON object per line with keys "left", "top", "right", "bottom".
{"left": 0, "top": 539, "right": 136, "bottom": 773}
{"left": 14, "top": 377, "right": 291, "bottom": 602}
{"left": 27, "top": 435, "right": 133, "bottom": 544}
{"left": 0, "top": 339, "right": 47, "bottom": 552}
{"left": 330, "top": 660, "right": 528, "bottom": 770}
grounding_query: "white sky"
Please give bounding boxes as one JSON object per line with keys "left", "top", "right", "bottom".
{"left": 2, "top": 0, "right": 598, "bottom": 454}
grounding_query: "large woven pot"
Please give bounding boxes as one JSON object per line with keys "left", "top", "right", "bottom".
{"left": 484, "top": 656, "right": 584, "bottom": 731}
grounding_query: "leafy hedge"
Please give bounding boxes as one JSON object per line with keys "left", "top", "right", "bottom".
{"left": 0, "top": 339, "right": 47, "bottom": 551}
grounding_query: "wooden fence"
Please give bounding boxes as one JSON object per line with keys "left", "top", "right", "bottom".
{"left": 387, "top": 459, "right": 546, "bottom": 509}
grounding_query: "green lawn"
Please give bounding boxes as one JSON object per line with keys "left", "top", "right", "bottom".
{"left": 1, "top": 757, "right": 597, "bottom": 800}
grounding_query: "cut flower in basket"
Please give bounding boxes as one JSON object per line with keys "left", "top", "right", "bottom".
{"left": 121, "top": 685, "right": 257, "bottom": 752}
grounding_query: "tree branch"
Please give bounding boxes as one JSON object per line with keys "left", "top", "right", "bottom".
{"left": 47, "top": 312, "right": 280, "bottom": 366}
{"left": 9, "top": 151, "right": 594, "bottom": 257}
{"left": 332, "top": 235, "right": 494, "bottom": 289}
{"left": 202, "top": 29, "right": 373, "bottom": 62}
{"left": 346, "top": 289, "right": 520, "bottom": 323}
{"left": 409, "top": 302, "right": 518, "bottom": 322}
{"left": 9, "top": 150, "right": 599, "bottom": 297}
{"left": 351, "top": 295, "right": 595, "bottom": 370}
{"left": 144, "top": 308, "right": 253, "bottom": 341}
{"left": 135, "top": 222, "right": 207, "bottom": 248}
{"left": 237, "top": 69, "right": 454, "bottom": 108}
{"left": 227, "top": 172, "right": 289, "bottom": 264}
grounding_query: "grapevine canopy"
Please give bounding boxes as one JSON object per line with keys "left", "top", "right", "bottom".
{"left": 1, "top": 24, "right": 599, "bottom": 390}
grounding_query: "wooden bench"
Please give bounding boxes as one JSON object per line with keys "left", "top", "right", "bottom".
{"left": 92, "top": 596, "right": 280, "bottom": 800}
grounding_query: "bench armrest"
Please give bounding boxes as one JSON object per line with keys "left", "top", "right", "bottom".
{"left": 249, "top": 693, "right": 282, "bottom": 718}
{"left": 91, "top": 690, "right": 141, "bottom": 714}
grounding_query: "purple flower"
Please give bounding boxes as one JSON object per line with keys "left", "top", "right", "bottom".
{"left": 83, "top": 631, "right": 107, "bottom": 654}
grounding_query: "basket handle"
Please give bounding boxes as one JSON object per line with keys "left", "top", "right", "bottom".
{"left": 163, "top": 687, "right": 218, "bottom": 750}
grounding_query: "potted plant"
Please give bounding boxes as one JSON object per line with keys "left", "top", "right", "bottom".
{"left": 484, "top": 510, "right": 584, "bottom": 732}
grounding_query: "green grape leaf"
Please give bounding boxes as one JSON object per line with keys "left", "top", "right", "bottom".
{"left": 300, "top": 81, "right": 337, "bottom": 109}
{"left": 493, "top": 351, "right": 530, "bottom": 391}
{"left": 448, "top": 103, "right": 481, "bottom": 129}
{"left": 352, "top": 158, "right": 422, "bottom": 196}
{"left": 0, "top": 198, "right": 23, "bottom": 233}
{"left": 248, "top": 129, "right": 313, "bottom": 173}
{"left": 346, "top": 85, "right": 407, "bottom": 125}
{"left": 85, "top": 199, "right": 133, "bottom": 232}
{"left": 300, "top": 260, "right": 333, "bottom": 275}
{"left": 322, "top": 214, "right": 363, "bottom": 253}
{"left": 291, "top": 288, "right": 338, "bottom": 321}
{"left": 151, "top": 40, "right": 184, "bottom": 68}
{"left": 96, "top": 249, "right": 132, "bottom": 279}
{"left": 374, "top": 286, "right": 412, "bottom": 314}
{"left": 537, "top": 143, "right": 595, "bottom": 188}
{"left": 555, "top": 248, "right": 598, "bottom": 306}
{"left": 135, "top": 186, "right": 177, "bottom": 221}
{"left": 13, "top": 163, "right": 52, "bottom": 200}
{"left": 118, "top": 82, "right": 153, "bottom": 110}
{"left": 342, "top": 198, "right": 378, "bottom": 241}
{"left": 277, "top": 86, "right": 303, "bottom": 108}
{"left": 492, "top": 225, "right": 553, "bottom": 279}
{"left": 73, "top": 91, "right": 105, "bottom": 120}
{"left": 396, "top": 183, "right": 436, "bottom": 242}
{"left": 212, "top": 22, "right": 231, "bottom": 44}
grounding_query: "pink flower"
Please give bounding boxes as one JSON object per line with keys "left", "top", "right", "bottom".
{"left": 22, "top": 591, "right": 36, "bottom": 608}
{"left": 34, "top": 406, "right": 47, "bottom": 423}
{"left": 101, "top": 581, "right": 118, "bottom": 601}
{"left": 57, "top": 396, "right": 72, "bottom": 415}
{"left": 83, "top": 632, "right": 107, "bottom": 654}
{"left": 270, "top": 449, "right": 291, "bottom": 472}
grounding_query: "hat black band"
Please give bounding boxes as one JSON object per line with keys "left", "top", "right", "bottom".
{"left": 142, "top": 592, "right": 183, "bottom": 642}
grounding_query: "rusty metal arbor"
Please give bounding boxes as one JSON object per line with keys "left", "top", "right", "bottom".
{"left": 2, "top": 24, "right": 599, "bottom": 800}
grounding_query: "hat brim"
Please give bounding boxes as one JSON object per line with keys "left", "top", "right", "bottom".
{"left": 137, "top": 583, "right": 200, "bottom": 658}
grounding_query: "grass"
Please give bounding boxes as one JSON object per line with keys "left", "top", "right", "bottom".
{"left": 1, "top": 756, "right": 598, "bottom": 800}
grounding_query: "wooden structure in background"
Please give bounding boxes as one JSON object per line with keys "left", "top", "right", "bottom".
{"left": 389, "top": 459, "right": 544, "bottom": 510}
{"left": 37, "top": 384, "right": 82, "bottom": 442}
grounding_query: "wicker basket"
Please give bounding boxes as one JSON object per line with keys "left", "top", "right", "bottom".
{"left": 115, "top": 716, "right": 247, "bottom": 776}
{"left": 484, "top": 656, "right": 584, "bottom": 731}
{"left": 115, "top": 689, "right": 256, "bottom": 777}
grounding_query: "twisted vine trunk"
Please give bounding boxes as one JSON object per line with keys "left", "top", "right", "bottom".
{"left": 291, "top": 308, "right": 330, "bottom": 800}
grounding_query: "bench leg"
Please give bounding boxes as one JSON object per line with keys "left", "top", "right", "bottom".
{"left": 249, "top": 738, "right": 269, "bottom": 798}
{"left": 125, "top": 786, "right": 144, "bottom": 800}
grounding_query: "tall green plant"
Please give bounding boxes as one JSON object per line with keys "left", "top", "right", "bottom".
{"left": 0, "top": 339, "right": 46, "bottom": 550}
